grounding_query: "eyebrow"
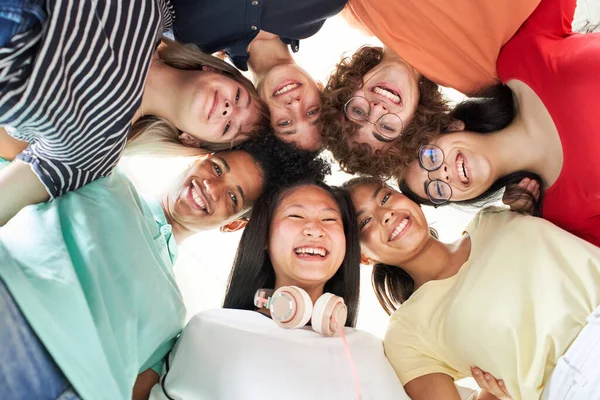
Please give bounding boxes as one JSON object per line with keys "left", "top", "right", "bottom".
{"left": 286, "top": 204, "right": 340, "bottom": 213}
{"left": 373, "top": 131, "right": 395, "bottom": 143}
{"left": 310, "top": 118, "right": 321, "bottom": 127}
{"left": 280, "top": 129, "right": 297, "bottom": 136}
{"left": 246, "top": 89, "right": 251, "bottom": 108}
{"left": 356, "top": 186, "right": 383, "bottom": 217}
{"left": 216, "top": 156, "right": 230, "bottom": 173}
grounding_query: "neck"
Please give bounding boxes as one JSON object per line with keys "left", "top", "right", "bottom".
{"left": 398, "top": 235, "right": 470, "bottom": 289}
{"left": 382, "top": 46, "right": 423, "bottom": 79}
{"left": 159, "top": 194, "right": 193, "bottom": 244}
{"left": 471, "top": 110, "right": 549, "bottom": 182}
{"left": 247, "top": 35, "right": 294, "bottom": 80}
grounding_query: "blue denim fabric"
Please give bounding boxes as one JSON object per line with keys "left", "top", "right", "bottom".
{"left": 0, "top": 279, "right": 80, "bottom": 400}
{"left": 0, "top": 0, "right": 47, "bottom": 47}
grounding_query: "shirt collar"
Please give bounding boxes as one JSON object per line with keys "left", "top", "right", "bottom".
{"left": 142, "top": 195, "right": 179, "bottom": 265}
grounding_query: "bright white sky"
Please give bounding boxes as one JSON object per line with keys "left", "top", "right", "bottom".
{"left": 119, "top": 0, "right": 598, "bottom": 391}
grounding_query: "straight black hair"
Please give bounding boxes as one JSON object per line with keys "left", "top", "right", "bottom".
{"left": 223, "top": 180, "right": 361, "bottom": 327}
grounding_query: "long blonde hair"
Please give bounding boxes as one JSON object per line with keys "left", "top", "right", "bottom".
{"left": 126, "top": 38, "right": 270, "bottom": 157}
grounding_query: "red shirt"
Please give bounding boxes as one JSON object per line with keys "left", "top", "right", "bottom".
{"left": 497, "top": 0, "right": 600, "bottom": 247}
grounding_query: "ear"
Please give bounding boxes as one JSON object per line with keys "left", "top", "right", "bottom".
{"left": 360, "top": 253, "right": 375, "bottom": 266}
{"left": 179, "top": 132, "right": 202, "bottom": 148}
{"left": 201, "top": 65, "right": 216, "bottom": 72}
{"left": 447, "top": 119, "right": 465, "bottom": 132}
{"left": 220, "top": 218, "right": 248, "bottom": 233}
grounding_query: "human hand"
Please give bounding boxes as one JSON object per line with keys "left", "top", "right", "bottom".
{"left": 502, "top": 177, "right": 540, "bottom": 213}
{"left": 471, "top": 367, "right": 512, "bottom": 400}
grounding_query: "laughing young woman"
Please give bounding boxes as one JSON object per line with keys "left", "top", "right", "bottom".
{"left": 0, "top": 0, "right": 268, "bottom": 226}
{"left": 346, "top": 177, "right": 600, "bottom": 400}
{"left": 150, "top": 180, "right": 408, "bottom": 400}
{"left": 400, "top": 0, "right": 600, "bottom": 247}
{"left": 319, "top": 0, "right": 541, "bottom": 177}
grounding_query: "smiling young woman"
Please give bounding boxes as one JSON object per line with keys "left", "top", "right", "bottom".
{"left": 346, "top": 176, "right": 600, "bottom": 400}
{"left": 400, "top": 0, "right": 600, "bottom": 247}
{"left": 150, "top": 180, "right": 409, "bottom": 400}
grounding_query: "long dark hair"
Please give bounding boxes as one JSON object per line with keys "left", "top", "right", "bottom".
{"left": 399, "top": 84, "right": 544, "bottom": 216}
{"left": 343, "top": 176, "right": 437, "bottom": 315}
{"left": 223, "top": 181, "right": 361, "bottom": 327}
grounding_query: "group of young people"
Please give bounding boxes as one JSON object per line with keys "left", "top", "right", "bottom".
{"left": 1, "top": 0, "right": 599, "bottom": 399}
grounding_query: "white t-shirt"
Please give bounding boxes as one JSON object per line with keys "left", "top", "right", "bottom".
{"left": 149, "top": 308, "right": 408, "bottom": 400}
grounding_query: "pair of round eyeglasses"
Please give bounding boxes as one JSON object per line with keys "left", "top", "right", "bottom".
{"left": 343, "top": 96, "right": 404, "bottom": 140}
{"left": 418, "top": 144, "right": 453, "bottom": 205}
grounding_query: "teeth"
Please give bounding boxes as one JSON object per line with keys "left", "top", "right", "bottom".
{"left": 456, "top": 156, "right": 469, "bottom": 184}
{"left": 389, "top": 218, "right": 409, "bottom": 241}
{"left": 294, "top": 247, "right": 327, "bottom": 257}
{"left": 274, "top": 83, "right": 299, "bottom": 96}
{"left": 373, "top": 86, "right": 401, "bottom": 104}
{"left": 191, "top": 180, "right": 207, "bottom": 212}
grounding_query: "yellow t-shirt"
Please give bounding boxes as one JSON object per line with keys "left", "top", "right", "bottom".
{"left": 344, "top": 0, "right": 540, "bottom": 94}
{"left": 384, "top": 210, "right": 600, "bottom": 400}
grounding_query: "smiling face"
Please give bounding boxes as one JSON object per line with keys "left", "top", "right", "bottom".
{"left": 268, "top": 185, "right": 346, "bottom": 288}
{"left": 164, "top": 151, "right": 264, "bottom": 232}
{"left": 258, "top": 64, "right": 323, "bottom": 151}
{"left": 179, "top": 72, "right": 263, "bottom": 146}
{"left": 350, "top": 181, "right": 430, "bottom": 266}
{"left": 403, "top": 132, "right": 494, "bottom": 203}
{"left": 347, "top": 53, "right": 421, "bottom": 152}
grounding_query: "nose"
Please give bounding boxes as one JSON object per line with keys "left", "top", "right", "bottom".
{"left": 428, "top": 164, "right": 450, "bottom": 182}
{"left": 302, "top": 222, "right": 324, "bottom": 238}
{"left": 284, "top": 94, "right": 302, "bottom": 108}
{"left": 202, "top": 179, "right": 220, "bottom": 202}
{"left": 378, "top": 209, "right": 395, "bottom": 226}
{"left": 220, "top": 99, "right": 236, "bottom": 118}
{"left": 367, "top": 100, "right": 388, "bottom": 123}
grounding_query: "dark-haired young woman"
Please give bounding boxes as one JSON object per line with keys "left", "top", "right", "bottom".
{"left": 347, "top": 177, "right": 600, "bottom": 400}
{"left": 150, "top": 180, "right": 408, "bottom": 399}
{"left": 401, "top": 0, "right": 600, "bottom": 247}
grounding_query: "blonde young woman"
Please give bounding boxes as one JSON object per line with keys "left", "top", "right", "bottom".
{"left": 346, "top": 176, "right": 600, "bottom": 400}
{"left": 0, "top": 0, "right": 268, "bottom": 226}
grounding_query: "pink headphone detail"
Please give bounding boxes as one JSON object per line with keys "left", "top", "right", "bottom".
{"left": 254, "top": 286, "right": 348, "bottom": 336}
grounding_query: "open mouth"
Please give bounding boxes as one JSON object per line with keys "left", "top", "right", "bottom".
{"left": 189, "top": 179, "right": 210, "bottom": 214}
{"left": 455, "top": 153, "right": 471, "bottom": 185}
{"left": 372, "top": 85, "right": 402, "bottom": 105}
{"left": 388, "top": 216, "right": 411, "bottom": 242}
{"left": 293, "top": 246, "right": 329, "bottom": 260}
{"left": 208, "top": 91, "right": 218, "bottom": 120}
{"left": 273, "top": 81, "right": 301, "bottom": 97}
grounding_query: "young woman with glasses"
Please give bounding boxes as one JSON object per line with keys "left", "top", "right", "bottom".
{"left": 400, "top": 0, "right": 600, "bottom": 247}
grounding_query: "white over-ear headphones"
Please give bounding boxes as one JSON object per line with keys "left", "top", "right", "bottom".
{"left": 254, "top": 286, "right": 348, "bottom": 336}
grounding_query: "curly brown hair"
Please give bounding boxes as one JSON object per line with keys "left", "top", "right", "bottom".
{"left": 320, "top": 46, "right": 453, "bottom": 178}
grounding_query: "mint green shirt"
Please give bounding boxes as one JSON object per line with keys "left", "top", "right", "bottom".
{"left": 0, "top": 170, "right": 186, "bottom": 400}
{"left": 0, "top": 156, "right": 10, "bottom": 171}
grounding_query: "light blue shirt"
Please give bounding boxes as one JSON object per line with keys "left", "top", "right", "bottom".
{"left": 0, "top": 170, "right": 186, "bottom": 400}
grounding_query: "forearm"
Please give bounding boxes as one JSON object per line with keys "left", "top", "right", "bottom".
{"left": 0, "top": 127, "right": 28, "bottom": 161}
{"left": 0, "top": 160, "right": 49, "bottom": 226}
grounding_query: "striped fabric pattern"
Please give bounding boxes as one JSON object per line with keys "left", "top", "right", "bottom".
{"left": 0, "top": 0, "right": 174, "bottom": 198}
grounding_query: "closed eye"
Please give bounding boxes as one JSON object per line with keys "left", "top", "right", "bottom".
{"left": 288, "top": 214, "right": 303, "bottom": 219}
{"left": 322, "top": 217, "right": 338, "bottom": 222}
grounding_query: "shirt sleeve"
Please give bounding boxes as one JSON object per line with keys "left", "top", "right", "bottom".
{"left": 384, "top": 318, "right": 459, "bottom": 385}
{"left": 515, "top": 0, "right": 577, "bottom": 38}
{"left": 15, "top": 135, "right": 124, "bottom": 199}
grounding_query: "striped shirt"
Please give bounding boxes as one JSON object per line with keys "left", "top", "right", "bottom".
{"left": 0, "top": 0, "right": 174, "bottom": 198}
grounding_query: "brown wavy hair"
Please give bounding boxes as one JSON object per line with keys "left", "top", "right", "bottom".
{"left": 321, "top": 46, "right": 453, "bottom": 178}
